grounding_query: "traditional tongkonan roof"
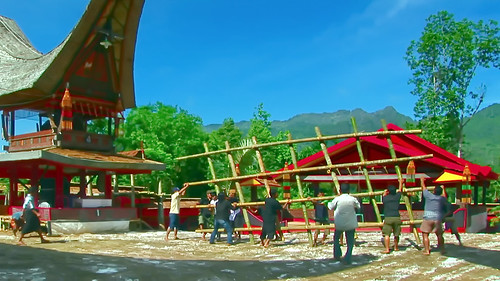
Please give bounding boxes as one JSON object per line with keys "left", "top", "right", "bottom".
{"left": 0, "top": 0, "right": 144, "bottom": 114}
{"left": 283, "top": 123, "right": 497, "bottom": 187}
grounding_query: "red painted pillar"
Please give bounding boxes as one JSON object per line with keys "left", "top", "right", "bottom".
{"left": 31, "top": 165, "right": 39, "bottom": 207}
{"left": 55, "top": 165, "right": 64, "bottom": 208}
{"left": 9, "top": 176, "right": 17, "bottom": 206}
{"left": 79, "top": 171, "right": 86, "bottom": 198}
{"left": 104, "top": 174, "right": 112, "bottom": 199}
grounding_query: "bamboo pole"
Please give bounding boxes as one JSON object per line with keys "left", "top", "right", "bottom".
{"left": 158, "top": 180, "right": 165, "bottom": 230}
{"left": 204, "top": 143, "right": 221, "bottom": 194}
{"left": 381, "top": 120, "right": 421, "bottom": 244}
{"left": 315, "top": 127, "right": 341, "bottom": 194}
{"left": 176, "top": 130, "right": 423, "bottom": 161}
{"left": 351, "top": 117, "right": 382, "bottom": 223}
{"left": 183, "top": 154, "right": 432, "bottom": 187}
{"left": 288, "top": 132, "right": 313, "bottom": 246}
{"left": 191, "top": 186, "right": 434, "bottom": 208}
{"left": 130, "top": 174, "right": 135, "bottom": 208}
{"left": 225, "top": 141, "right": 255, "bottom": 243}
{"left": 195, "top": 219, "right": 424, "bottom": 233}
{"left": 252, "top": 136, "right": 271, "bottom": 196}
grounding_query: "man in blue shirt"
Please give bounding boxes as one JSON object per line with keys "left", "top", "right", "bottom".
{"left": 420, "top": 178, "right": 448, "bottom": 255}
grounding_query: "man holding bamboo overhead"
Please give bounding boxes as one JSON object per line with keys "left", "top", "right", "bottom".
{"left": 328, "top": 183, "right": 360, "bottom": 264}
{"left": 420, "top": 178, "right": 448, "bottom": 255}
{"left": 382, "top": 178, "right": 404, "bottom": 254}
{"left": 165, "top": 183, "right": 190, "bottom": 241}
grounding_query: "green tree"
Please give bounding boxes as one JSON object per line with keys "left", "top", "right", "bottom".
{"left": 116, "top": 103, "right": 208, "bottom": 195}
{"left": 207, "top": 118, "right": 245, "bottom": 191}
{"left": 247, "top": 103, "right": 292, "bottom": 172}
{"left": 405, "top": 11, "right": 500, "bottom": 156}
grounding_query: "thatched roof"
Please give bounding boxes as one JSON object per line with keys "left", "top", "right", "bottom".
{"left": 0, "top": 0, "right": 145, "bottom": 111}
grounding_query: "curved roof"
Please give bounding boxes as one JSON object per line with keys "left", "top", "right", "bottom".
{"left": 0, "top": 0, "right": 144, "bottom": 111}
{"left": 284, "top": 123, "right": 498, "bottom": 184}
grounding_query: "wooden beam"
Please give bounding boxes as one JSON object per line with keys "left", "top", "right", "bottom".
{"left": 176, "top": 129, "right": 423, "bottom": 161}
{"left": 183, "top": 154, "right": 433, "bottom": 187}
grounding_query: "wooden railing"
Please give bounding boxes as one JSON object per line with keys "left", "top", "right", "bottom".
{"left": 8, "top": 130, "right": 56, "bottom": 152}
{"left": 8, "top": 130, "right": 113, "bottom": 153}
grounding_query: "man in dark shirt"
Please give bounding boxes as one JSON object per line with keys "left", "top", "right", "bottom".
{"left": 312, "top": 191, "right": 330, "bottom": 246}
{"left": 198, "top": 191, "right": 212, "bottom": 241}
{"left": 260, "top": 188, "right": 290, "bottom": 248}
{"left": 209, "top": 192, "right": 236, "bottom": 245}
{"left": 382, "top": 179, "right": 403, "bottom": 253}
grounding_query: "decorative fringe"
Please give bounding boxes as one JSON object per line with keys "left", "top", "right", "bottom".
{"left": 406, "top": 160, "right": 416, "bottom": 187}
{"left": 59, "top": 88, "right": 73, "bottom": 131}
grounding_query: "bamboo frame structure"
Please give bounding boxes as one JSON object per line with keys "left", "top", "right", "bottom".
{"left": 176, "top": 129, "right": 422, "bottom": 161}
{"left": 225, "top": 141, "right": 255, "bottom": 243}
{"left": 175, "top": 119, "right": 430, "bottom": 247}
{"left": 315, "top": 127, "right": 341, "bottom": 195}
{"left": 195, "top": 219, "right": 425, "bottom": 233}
{"left": 204, "top": 143, "right": 221, "bottom": 194}
{"left": 352, "top": 117, "right": 382, "bottom": 223}
{"left": 191, "top": 186, "right": 434, "bottom": 208}
{"left": 381, "top": 120, "right": 421, "bottom": 244}
{"left": 183, "top": 155, "right": 432, "bottom": 187}
{"left": 288, "top": 132, "right": 313, "bottom": 245}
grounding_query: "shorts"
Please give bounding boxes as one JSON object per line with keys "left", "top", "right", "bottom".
{"left": 169, "top": 213, "right": 180, "bottom": 229}
{"left": 314, "top": 220, "right": 330, "bottom": 235}
{"left": 382, "top": 217, "right": 402, "bottom": 236}
{"left": 420, "top": 219, "right": 443, "bottom": 234}
{"left": 198, "top": 215, "right": 206, "bottom": 226}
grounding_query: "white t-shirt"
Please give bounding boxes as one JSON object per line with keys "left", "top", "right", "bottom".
{"left": 328, "top": 194, "right": 360, "bottom": 231}
{"left": 170, "top": 192, "right": 181, "bottom": 214}
{"left": 23, "top": 194, "right": 35, "bottom": 210}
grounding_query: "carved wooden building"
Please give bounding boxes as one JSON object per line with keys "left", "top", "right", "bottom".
{"left": 0, "top": 0, "right": 165, "bottom": 232}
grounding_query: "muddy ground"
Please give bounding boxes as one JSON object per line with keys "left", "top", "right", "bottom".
{"left": 0, "top": 230, "right": 498, "bottom": 281}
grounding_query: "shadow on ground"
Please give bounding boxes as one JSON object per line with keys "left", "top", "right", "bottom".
{"left": 0, "top": 243, "right": 377, "bottom": 280}
{"left": 443, "top": 244, "right": 500, "bottom": 270}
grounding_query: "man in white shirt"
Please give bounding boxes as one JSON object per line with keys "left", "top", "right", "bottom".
{"left": 165, "top": 183, "right": 189, "bottom": 240}
{"left": 328, "top": 183, "right": 360, "bottom": 264}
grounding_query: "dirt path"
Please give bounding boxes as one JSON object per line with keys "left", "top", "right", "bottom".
{"left": 0, "top": 230, "right": 498, "bottom": 280}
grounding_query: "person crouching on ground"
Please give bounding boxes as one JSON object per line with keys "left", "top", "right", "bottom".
{"left": 328, "top": 183, "right": 360, "bottom": 264}
{"left": 11, "top": 211, "right": 24, "bottom": 237}
{"left": 210, "top": 192, "right": 236, "bottom": 245}
{"left": 420, "top": 178, "right": 448, "bottom": 255}
{"left": 165, "top": 183, "right": 190, "bottom": 240}
{"left": 260, "top": 188, "right": 290, "bottom": 248}
{"left": 382, "top": 178, "right": 403, "bottom": 254}
{"left": 18, "top": 187, "right": 49, "bottom": 245}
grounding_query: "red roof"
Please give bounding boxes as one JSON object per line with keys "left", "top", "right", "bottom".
{"left": 285, "top": 123, "right": 497, "bottom": 182}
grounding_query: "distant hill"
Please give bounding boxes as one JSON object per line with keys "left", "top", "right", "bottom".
{"left": 205, "top": 106, "right": 414, "bottom": 139}
{"left": 463, "top": 103, "right": 500, "bottom": 168}
{"left": 205, "top": 104, "right": 500, "bottom": 169}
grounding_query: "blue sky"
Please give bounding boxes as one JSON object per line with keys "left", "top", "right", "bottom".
{"left": 1, "top": 0, "right": 499, "bottom": 128}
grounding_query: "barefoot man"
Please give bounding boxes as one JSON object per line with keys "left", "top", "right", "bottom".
{"left": 420, "top": 178, "right": 448, "bottom": 255}
{"left": 381, "top": 178, "right": 403, "bottom": 254}
{"left": 18, "top": 187, "right": 49, "bottom": 245}
{"left": 165, "top": 183, "right": 190, "bottom": 240}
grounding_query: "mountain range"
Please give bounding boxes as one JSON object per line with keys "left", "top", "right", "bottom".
{"left": 205, "top": 104, "right": 500, "bottom": 169}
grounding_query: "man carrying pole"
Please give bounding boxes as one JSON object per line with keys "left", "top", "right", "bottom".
{"left": 382, "top": 178, "right": 404, "bottom": 254}
{"left": 165, "top": 183, "right": 190, "bottom": 241}
{"left": 420, "top": 178, "right": 448, "bottom": 255}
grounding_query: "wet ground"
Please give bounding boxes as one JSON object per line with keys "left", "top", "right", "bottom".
{"left": 0, "top": 230, "right": 498, "bottom": 280}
